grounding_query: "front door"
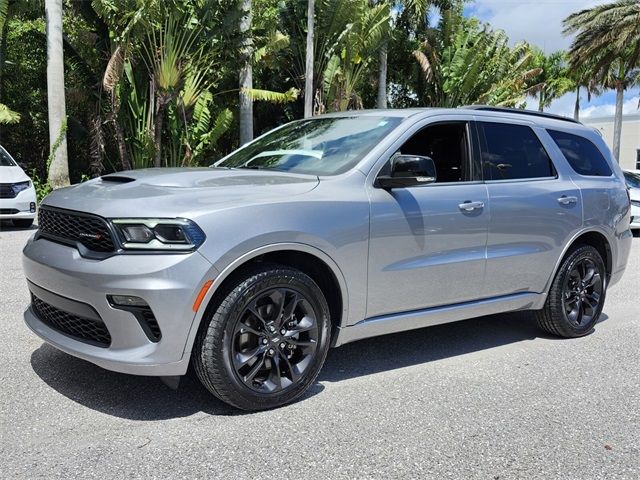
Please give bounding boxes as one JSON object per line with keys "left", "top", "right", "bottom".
{"left": 366, "top": 121, "right": 489, "bottom": 318}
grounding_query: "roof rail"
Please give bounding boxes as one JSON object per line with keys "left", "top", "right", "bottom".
{"left": 461, "top": 105, "right": 581, "bottom": 124}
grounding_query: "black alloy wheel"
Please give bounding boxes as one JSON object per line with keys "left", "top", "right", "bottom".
{"left": 562, "top": 257, "right": 603, "bottom": 328}
{"left": 536, "top": 244, "right": 606, "bottom": 338}
{"left": 194, "top": 264, "right": 331, "bottom": 410}
{"left": 231, "top": 287, "right": 319, "bottom": 393}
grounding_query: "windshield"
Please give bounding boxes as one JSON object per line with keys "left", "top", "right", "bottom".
{"left": 624, "top": 171, "right": 640, "bottom": 189}
{"left": 216, "top": 116, "right": 403, "bottom": 175}
{"left": 0, "top": 145, "right": 17, "bottom": 167}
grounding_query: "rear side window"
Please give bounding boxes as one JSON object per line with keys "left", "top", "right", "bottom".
{"left": 547, "top": 130, "right": 612, "bottom": 177}
{"left": 480, "top": 123, "right": 555, "bottom": 180}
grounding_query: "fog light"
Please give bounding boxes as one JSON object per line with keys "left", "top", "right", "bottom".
{"left": 108, "top": 295, "right": 148, "bottom": 308}
{"left": 30, "top": 202, "right": 36, "bottom": 213}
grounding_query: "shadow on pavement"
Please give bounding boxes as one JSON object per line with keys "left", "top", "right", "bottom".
{"left": 0, "top": 220, "right": 37, "bottom": 232}
{"left": 30, "top": 310, "right": 607, "bottom": 420}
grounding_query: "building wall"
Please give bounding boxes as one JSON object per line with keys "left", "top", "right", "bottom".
{"left": 582, "top": 114, "right": 640, "bottom": 171}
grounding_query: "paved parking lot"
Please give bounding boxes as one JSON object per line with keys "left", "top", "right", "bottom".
{"left": 1, "top": 224, "right": 638, "bottom": 479}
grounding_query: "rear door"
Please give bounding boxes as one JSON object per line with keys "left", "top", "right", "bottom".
{"left": 478, "top": 120, "right": 583, "bottom": 298}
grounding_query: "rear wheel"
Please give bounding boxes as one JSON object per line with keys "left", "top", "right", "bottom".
{"left": 12, "top": 219, "right": 33, "bottom": 229}
{"left": 193, "top": 264, "right": 331, "bottom": 410}
{"left": 535, "top": 245, "right": 606, "bottom": 338}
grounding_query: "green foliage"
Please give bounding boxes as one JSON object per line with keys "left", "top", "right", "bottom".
{"left": 30, "top": 118, "right": 68, "bottom": 202}
{"left": 0, "top": 103, "right": 20, "bottom": 123}
{"left": 3, "top": 0, "right": 618, "bottom": 182}
{"left": 412, "top": 7, "right": 540, "bottom": 107}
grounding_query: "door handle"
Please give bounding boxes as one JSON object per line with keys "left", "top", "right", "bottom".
{"left": 458, "top": 201, "right": 485, "bottom": 212}
{"left": 557, "top": 195, "right": 578, "bottom": 205}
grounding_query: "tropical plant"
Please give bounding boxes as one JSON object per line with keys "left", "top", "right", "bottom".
{"left": 318, "top": 0, "right": 390, "bottom": 112}
{"left": 412, "top": 7, "right": 540, "bottom": 107}
{"left": 529, "top": 49, "right": 573, "bottom": 112}
{"left": 564, "top": 0, "right": 640, "bottom": 65}
{"left": 564, "top": 0, "right": 640, "bottom": 160}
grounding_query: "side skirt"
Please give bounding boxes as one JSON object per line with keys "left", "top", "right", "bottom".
{"left": 333, "top": 292, "right": 546, "bottom": 347}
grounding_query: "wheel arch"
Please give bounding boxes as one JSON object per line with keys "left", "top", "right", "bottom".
{"left": 544, "top": 228, "right": 613, "bottom": 295}
{"left": 185, "top": 243, "right": 349, "bottom": 355}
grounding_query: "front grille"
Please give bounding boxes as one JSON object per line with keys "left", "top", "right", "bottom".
{"left": 31, "top": 294, "right": 112, "bottom": 347}
{"left": 0, "top": 208, "right": 19, "bottom": 215}
{"left": 0, "top": 183, "right": 18, "bottom": 198}
{"left": 38, "top": 207, "right": 115, "bottom": 252}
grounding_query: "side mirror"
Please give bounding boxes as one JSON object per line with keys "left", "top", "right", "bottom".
{"left": 375, "top": 155, "right": 437, "bottom": 189}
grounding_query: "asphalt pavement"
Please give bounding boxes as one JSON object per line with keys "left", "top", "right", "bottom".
{"left": 1, "top": 223, "right": 638, "bottom": 479}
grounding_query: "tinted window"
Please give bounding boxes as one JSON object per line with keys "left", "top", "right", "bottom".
{"left": 0, "top": 145, "right": 16, "bottom": 167}
{"left": 393, "top": 122, "right": 473, "bottom": 183}
{"left": 547, "top": 130, "right": 612, "bottom": 176}
{"left": 481, "top": 123, "right": 555, "bottom": 180}
{"left": 624, "top": 171, "right": 640, "bottom": 189}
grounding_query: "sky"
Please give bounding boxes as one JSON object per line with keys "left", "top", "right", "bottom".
{"left": 462, "top": 0, "right": 640, "bottom": 118}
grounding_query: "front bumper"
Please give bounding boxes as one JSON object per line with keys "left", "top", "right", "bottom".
{"left": 22, "top": 236, "right": 215, "bottom": 376}
{"left": 0, "top": 187, "right": 36, "bottom": 219}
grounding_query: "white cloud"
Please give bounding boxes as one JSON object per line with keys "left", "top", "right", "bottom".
{"left": 581, "top": 96, "right": 640, "bottom": 118}
{"left": 472, "top": 0, "right": 601, "bottom": 52}
{"left": 542, "top": 92, "right": 640, "bottom": 119}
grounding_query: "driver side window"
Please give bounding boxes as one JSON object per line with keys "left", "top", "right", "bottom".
{"left": 385, "top": 122, "right": 475, "bottom": 183}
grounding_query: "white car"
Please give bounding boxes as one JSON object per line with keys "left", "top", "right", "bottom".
{"left": 0, "top": 144, "right": 37, "bottom": 228}
{"left": 623, "top": 170, "right": 640, "bottom": 235}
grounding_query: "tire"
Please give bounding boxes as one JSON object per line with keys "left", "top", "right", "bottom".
{"left": 632, "top": 229, "right": 640, "bottom": 238}
{"left": 193, "top": 263, "right": 331, "bottom": 411}
{"left": 12, "top": 219, "right": 33, "bottom": 229}
{"left": 535, "top": 245, "right": 606, "bottom": 338}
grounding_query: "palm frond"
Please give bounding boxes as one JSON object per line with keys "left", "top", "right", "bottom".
{"left": 242, "top": 87, "right": 299, "bottom": 103}
{"left": 0, "top": 104, "right": 20, "bottom": 124}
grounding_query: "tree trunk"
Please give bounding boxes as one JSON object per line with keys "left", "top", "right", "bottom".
{"left": 377, "top": 42, "right": 387, "bottom": 109}
{"left": 239, "top": 0, "right": 253, "bottom": 145}
{"left": 303, "top": 0, "right": 314, "bottom": 118}
{"left": 573, "top": 86, "right": 580, "bottom": 121}
{"left": 612, "top": 83, "right": 624, "bottom": 162}
{"left": 45, "top": 0, "right": 69, "bottom": 188}
{"left": 153, "top": 94, "right": 166, "bottom": 168}
{"left": 538, "top": 91, "right": 544, "bottom": 112}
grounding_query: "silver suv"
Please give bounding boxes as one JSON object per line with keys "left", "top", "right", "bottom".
{"left": 22, "top": 107, "right": 633, "bottom": 410}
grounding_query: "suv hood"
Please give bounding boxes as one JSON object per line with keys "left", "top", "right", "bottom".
{"left": 0, "top": 165, "right": 30, "bottom": 183}
{"left": 42, "top": 168, "right": 320, "bottom": 218}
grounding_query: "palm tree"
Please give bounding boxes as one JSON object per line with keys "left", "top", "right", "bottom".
{"left": 239, "top": 0, "right": 253, "bottom": 145}
{"left": 568, "top": 62, "right": 601, "bottom": 121}
{"left": 304, "top": 0, "right": 314, "bottom": 118}
{"left": 530, "top": 50, "right": 573, "bottom": 112}
{"left": 45, "top": 0, "right": 69, "bottom": 188}
{"left": 591, "top": 54, "right": 639, "bottom": 160}
{"left": 564, "top": 0, "right": 640, "bottom": 161}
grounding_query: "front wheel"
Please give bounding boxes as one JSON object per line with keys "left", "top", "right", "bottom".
{"left": 535, "top": 245, "right": 606, "bottom": 338}
{"left": 193, "top": 264, "right": 331, "bottom": 410}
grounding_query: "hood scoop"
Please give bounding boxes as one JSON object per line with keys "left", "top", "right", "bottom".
{"left": 101, "top": 175, "right": 136, "bottom": 183}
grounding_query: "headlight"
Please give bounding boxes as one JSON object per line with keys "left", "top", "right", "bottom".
{"left": 111, "top": 218, "right": 206, "bottom": 251}
{"left": 12, "top": 181, "right": 31, "bottom": 194}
